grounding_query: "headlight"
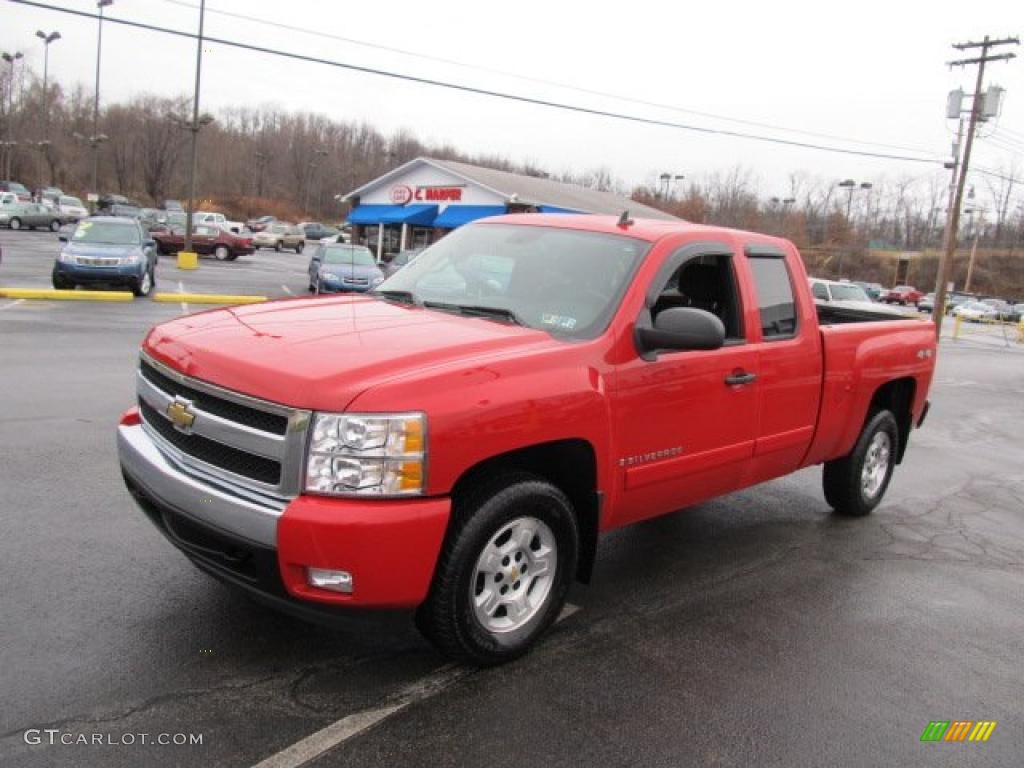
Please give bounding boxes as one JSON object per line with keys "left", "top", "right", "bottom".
{"left": 318, "top": 269, "right": 336, "bottom": 280}
{"left": 305, "top": 412, "right": 425, "bottom": 496}
{"left": 121, "top": 254, "right": 141, "bottom": 265}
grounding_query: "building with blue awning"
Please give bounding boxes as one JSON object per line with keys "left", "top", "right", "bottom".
{"left": 342, "top": 157, "right": 675, "bottom": 261}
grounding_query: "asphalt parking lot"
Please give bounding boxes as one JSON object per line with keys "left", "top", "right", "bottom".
{"left": 1, "top": 226, "right": 1023, "bottom": 768}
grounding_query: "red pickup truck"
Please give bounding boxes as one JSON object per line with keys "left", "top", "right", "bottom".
{"left": 118, "top": 214, "right": 935, "bottom": 664}
{"left": 880, "top": 285, "right": 923, "bottom": 305}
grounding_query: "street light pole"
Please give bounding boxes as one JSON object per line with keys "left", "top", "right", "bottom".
{"left": 92, "top": 0, "right": 112, "bottom": 198}
{"left": 35, "top": 31, "right": 60, "bottom": 186}
{"left": 183, "top": 0, "right": 207, "bottom": 254}
{"left": 835, "top": 179, "right": 872, "bottom": 278}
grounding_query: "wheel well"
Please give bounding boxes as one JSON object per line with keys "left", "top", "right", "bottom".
{"left": 869, "top": 378, "right": 916, "bottom": 463}
{"left": 450, "top": 439, "right": 600, "bottom": 584}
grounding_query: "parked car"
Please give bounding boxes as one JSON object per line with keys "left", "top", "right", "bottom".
{"left": 118, "top": 214, "right": 937, "bottom": 663}
{"left": 1009, "top": 304, "right": 1024, "bottom": 323}
{"left": 163, "top": 199, "right": 184, "bottom": 212}
{"left": 880, "top": 285, "right": 923, "bottom": 305}
{"left": 246, "top": 215, "right": 276, "bottom": 232}
{"left": 109, "top": 203, "right": 142, "bottom": 219}
{"left": 852, "top": 281, "right": 883, "bottom": 301}
{"left": 0, "top": 191, "right": 18, "bottom": 208}
{"left": 384, "top": 247, "right": 424, "bottom": 278}
{"left": 300, "top": 221, "right": 339, "bottom": 241}
{"left": 308, "top": 243, "right": 383, "bottom": 292}
{"left": 917, "top": 293, "right": 935, "bottom": 313}
{"left": 97, "top": 193, "right": 133, "bottom": 211}
{"left": 193, "top": 211, "right": 244, "bottom": 234}
{"left": 253, "top": 222, "right": 304, "bottom": 252}
{"left": 52, "top": 216, "right": 158, "bottom": 296}
{"left": 152, "top": 224, "right": 254, "bottom": 261}
{"left": 0, "top": 202, "right": 64, "bottom": 231}
{"left": 945, "top": 291, "right": 976, "bottom": 314}
{"left": 139, "top": 208, "right": 167, "bottom": 231}
{"left": 55, "top": 195, "right": 89, "bottom": 223}
{"left": 979, "top": 298, "right": 1014, "bottom": 320}
{"left": 952, "top": 301, "right": 998, "bottom": 322}
{"left": 0, "top": 180, "right": 31, "bottom": 201}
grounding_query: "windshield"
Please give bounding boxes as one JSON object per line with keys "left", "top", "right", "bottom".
{"left": 72, "top": 220, "right": 140, "bottom": 245}
{"left": 831, "top": 284, "right": 870, "bottom": 302}
{"left": 60, "top": 196, "right": 83, "bottom": 207}
{"left": 377, "top": 223, "right": 650, "bottom": 339}
{"left": 322, "top": 246, "right": 376, "bottom": 266}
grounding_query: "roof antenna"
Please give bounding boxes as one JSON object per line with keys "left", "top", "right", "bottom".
{"left": 617, "top": 209, "right": 634, "bottom": 228}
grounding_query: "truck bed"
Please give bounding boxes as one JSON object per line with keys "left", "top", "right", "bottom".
{"left": 815, "top": 303, "right": 920, "bottom": 325}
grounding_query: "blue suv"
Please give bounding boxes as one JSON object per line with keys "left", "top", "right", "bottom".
{"left": 52, "top": 217, "right": 158, "bottom": 296}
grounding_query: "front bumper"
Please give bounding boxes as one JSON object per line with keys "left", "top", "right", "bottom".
{"left": 318, "top": 278, "right": 374, "bottom": 293}
{"left": 118, "top": 422, "right": 451, "bottom": 611}
{"left": 55, "top": 261, "right": 143, "bottom": 285}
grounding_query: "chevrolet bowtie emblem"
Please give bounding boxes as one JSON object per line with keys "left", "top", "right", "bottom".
{"left": 166, "top": 398, "right": 196, "bottom": 432}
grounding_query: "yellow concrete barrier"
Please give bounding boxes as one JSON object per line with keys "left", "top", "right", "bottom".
{"left": 177, "top": 251, "right": 199, "bottom": 270}
{"left": 0, "top": 287, "right": 134, "bottom": 301}
{"left": 152, "top": 292, "right": 268, "bottom": 305}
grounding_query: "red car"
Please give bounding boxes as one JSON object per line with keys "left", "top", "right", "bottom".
{"left": 118, "top": 214, "right": 936, "bottom": 664}
{"left": 880, "top": 285, "right": 923, "bottom": 305}
{"left": 152, "top": 224, "right": 254, "bottom": 261}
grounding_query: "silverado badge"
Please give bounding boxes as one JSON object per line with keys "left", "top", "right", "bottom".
{"left": 166, "top": 397, "right": 196, "bottom": 433}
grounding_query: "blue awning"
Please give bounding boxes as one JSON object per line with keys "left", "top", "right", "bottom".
{"left": 538, "top": 205, "right": 584, "bottom": 214}
{"left": 347, "top": 204, "right": 438, "bottom": 226}
{"left": 433, "top": 205, "right": 507, "bottom": 228}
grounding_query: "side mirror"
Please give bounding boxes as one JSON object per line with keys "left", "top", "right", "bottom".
{"left": 144, "top": 240, "right": 156, "bottom": 248}
{"left": 58, "top": 235, "right": 68, "bottom": 243}
{"left": 636, "top": 307, "right": 725, "bottom": 355}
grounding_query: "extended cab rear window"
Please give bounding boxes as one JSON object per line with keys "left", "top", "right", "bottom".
{"left": 748, "top": 254, "right": 798, "bottom": 339}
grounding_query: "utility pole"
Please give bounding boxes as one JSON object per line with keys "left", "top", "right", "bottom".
{"left": 92, "top": 0, "right": 112, "bottom": 199}
{"left": 183, "top": 0, "right": 207, "bottom": 254}
{"left": 931, "top": 35, "right": 1018, "bottom": 337}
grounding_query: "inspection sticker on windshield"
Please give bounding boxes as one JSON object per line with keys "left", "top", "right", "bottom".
{"left": 74, "top": 222, "right": 92, "bottom": 237}
{"left": 541, "top": 313, "right": 577, "bottom": 330}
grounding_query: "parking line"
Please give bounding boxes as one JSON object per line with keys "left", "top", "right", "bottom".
{"left": 281, "top": 284, "right": 293, "bottom": 295}
{"left": 0, "top": 298, "right": 26, "bottom": 311}
{"left": 249, "top": 604, "right": 581, "bottom": 768}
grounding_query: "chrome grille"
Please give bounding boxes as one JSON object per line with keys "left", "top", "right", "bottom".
{"left": 76, "top": 256, "right": 120, "bottom": 266}
{"left": 136, "top": 353, "right": 310, "bottom": 501}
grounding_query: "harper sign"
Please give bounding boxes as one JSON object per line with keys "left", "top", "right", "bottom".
{"left": 390, "top": 185, "right": 464, "bottom": 205}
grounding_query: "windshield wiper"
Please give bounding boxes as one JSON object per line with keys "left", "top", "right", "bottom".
{"left": 422, "top": 301, "right": 525, "bottom": 326}
{"left": 372, "top": 289, "right": 418, "bottom": 305}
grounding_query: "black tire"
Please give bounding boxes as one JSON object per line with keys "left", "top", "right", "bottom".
{"left": 274, "top": 241, "right": 283, "bottom": 252}
{"left": 49, "top": 219, "right": 61, "bottom": 232}
{"left": 823, "top": 409, "right": 899, "bottom": 517}
{"left": 52, "top": 272, "right": 74, "bottom": 290}
{"left": 9, "top": 217, "right": 22, "bottom": 230}
{"left": 226, "top": 253, "right": 239, "bottom": 262}
{"left": 295, "top": 241, "right": 304, "bottom": 254}
{"left": 131, "top": 268, "right": 155, "bottom": 297}
{"left": 416, "top": 472, "right": 578, "bottom": 665}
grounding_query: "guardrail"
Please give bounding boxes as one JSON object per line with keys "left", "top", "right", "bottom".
{"left": 951, "top": 314, "right": 1024, "bottom": 346}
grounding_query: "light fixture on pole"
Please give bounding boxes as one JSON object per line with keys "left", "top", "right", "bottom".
{"left": 2, "top": 51, "right": 24, "bottom": 179}
{"left": 35, "top": 31, "right": 60, "bottom": 186}
{"left": 91, "top": 0, "right": 113, "bottom": 199}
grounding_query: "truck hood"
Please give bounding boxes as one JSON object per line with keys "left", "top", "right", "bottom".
{"left": 143, "top": 295, "right": 554, "bottom": 411}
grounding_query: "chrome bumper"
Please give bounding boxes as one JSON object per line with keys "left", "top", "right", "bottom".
{"left": 118, "top": 423, "right": 284, "bottom": 547}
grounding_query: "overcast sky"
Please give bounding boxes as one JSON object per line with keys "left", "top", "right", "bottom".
{"left": 2, "top": 0, "right": 1021, "bottom": 201}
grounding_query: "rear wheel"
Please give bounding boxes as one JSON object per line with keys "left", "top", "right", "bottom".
{"left": 823, "top": 409, "right": 899, "bottom": 517}
{"left": 9, "top": 217, "right": 21, "bottom": 230}
{"left": 49, "top": 220, "right": 61, "bottom": 232}
{"left": 295, "top": 241, "right": 304, "bottom": 254}
{"left": 416, "top": 473, "right": 578, "bottom": 665}
{"left": 213, "top": 245, "right": 230, "bottom": 261}
{"left": 274, "top": 241, "right": 283, "bottom": 252}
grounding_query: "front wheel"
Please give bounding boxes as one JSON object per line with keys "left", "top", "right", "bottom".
{"left": 52, "top": 272, "right": 74, "bottom": 290}
{"left": 416, "top": 473, "right": 578, "bottom": 665}
{"left": 823, "top": 409, "right": 899, "bottom": 517}
{"left": 274, "top": 241, "right": 283, "bottom": 252}
{"left": 295, "top": 241, "right": 304, "bottom": 254}
{"left": 132, "top": 268, "right": 154, "bottom": 297}
{"left": 9, "top": 217, "right": 21, "bottom": 230}
{"left": 49, "top": 220, "right": 61, "bottom": 232}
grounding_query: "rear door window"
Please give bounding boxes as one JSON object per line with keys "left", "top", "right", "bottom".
{"left": 748, "top": 255, "right": 798, "bottom": 339}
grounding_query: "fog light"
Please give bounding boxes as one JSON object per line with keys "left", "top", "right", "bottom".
{"left": 306, "top": 567, "right": 353, "bottom": 594}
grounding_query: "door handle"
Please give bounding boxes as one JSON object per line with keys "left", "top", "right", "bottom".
{"left": 724, "top": 371, "right": 757, "bottom": 386}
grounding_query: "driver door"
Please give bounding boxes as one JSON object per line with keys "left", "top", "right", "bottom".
{"left": 609, "top": 243, "right": 759, "bottom": 527}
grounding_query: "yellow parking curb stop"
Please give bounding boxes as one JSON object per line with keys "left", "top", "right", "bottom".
{"left": 153, "top": 293, "right": 268, "bottom": 305}
{"left": 0, "top": 287, "right": 134, "bottom": 302}
{"left": 177, "top": 251, "right": 199, "bottom": 270}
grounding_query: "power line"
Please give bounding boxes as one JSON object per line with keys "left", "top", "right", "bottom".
{"left": 151, "top": 0, "right": 948, "bottom": 159}
{"left": 11, "top": 0, "right": 943, "bottom": 165}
